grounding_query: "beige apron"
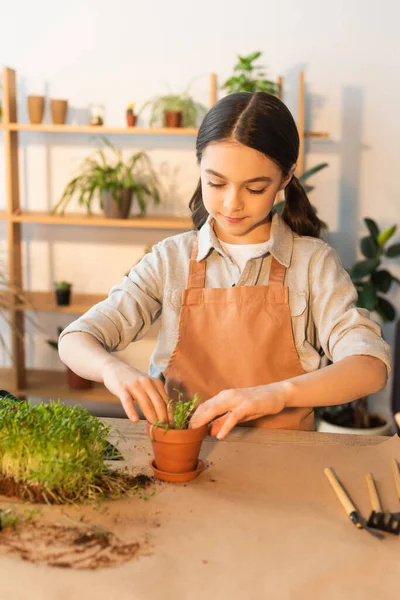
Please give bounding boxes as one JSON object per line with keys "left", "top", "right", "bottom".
{"left": 164, "top": 239, "right": 314, "bottom": 430}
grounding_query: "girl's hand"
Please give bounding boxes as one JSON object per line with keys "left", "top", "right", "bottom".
{"left": 101, "top": 356, "right": 169, "bottom": 424}
{"left": 190, "top": 384, "right": 287, "bottom": 439}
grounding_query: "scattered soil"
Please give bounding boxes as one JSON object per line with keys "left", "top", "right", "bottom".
{"left": 0, "top": 520, "right": 140, "bottom": 569}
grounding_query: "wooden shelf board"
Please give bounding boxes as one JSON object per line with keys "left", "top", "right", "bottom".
{"left": 0, "top": 291, "right": 106, "bottom": 313}
{"left": 8, "top": 123, "right": 198, "bottom": 136}
{"left": 304, "top": 131, "right": 329, "bottom": 138}
{"left": 10, "top": 210, "right": 192, "bottom": 229}
{"left": 0, "top": 368, "right": 119, "bottom": 403}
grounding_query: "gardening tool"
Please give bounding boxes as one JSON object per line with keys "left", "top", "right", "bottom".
{"left": 365, "top": 473, "right": 400, "bottom": 535}
{"left": 324, "top": 467, "right": 384, "bottom": 539}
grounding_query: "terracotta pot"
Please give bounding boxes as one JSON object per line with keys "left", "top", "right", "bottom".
{"left": 147, "top": 421, "right": 208, "bottom": 475}
{"left": 102, "top": 189, "right": 133, "bottom": 219}
{"left": 55, "top": 289, "right": 71, "bottom": 306}
{"left": 126, "top": 113, "right": 137, "bottom": 127}
{"left": 50, "top": 99, "right": 68, "bottom": 124}
{"left": 27, "top": 96, "right": 45, "bottom": 124}
{"left": 66, "top": 367, "right": 93, "bottom": 390}
{"left": 163, "top": 110, "right": 182, "bottom": 128}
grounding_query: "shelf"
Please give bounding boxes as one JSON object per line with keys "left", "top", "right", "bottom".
{"left": 0, "top": 291, "right": 106, "bottom": 313}
{"left": 7, "top": 123, "right": 198, "bottom": 136}
{"left": 9, "top": 210, "right": 192, "bottom": 229}
{"left": 0, "top": 368, "right": 118, "bottom": 403}
{"left": 304, "top": 131, "right": 329, "bottom": 138}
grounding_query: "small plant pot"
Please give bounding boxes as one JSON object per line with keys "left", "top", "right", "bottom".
{"left": 102, "top": 189, "right": 133, "bottom": 219}
{"left": 147, "top": 421, "right": 208, "bottom": 482}
{"left": 164, "top": 110, "right": 183, "bottom": 128}
{"left": 50, "top": 99, "right": 68, "bottom": 124}
{"left": 317, "top": 415, "right": 392, "bottom": 436}
{"left": 66, "top": 367, "right": 93, "bottom": 391}
{"left": 27, "top": 95, "right": 45, "bottom": 124}
{"left": 55, "top": 289, "right": 71, "bottom": 306}
{"left": 126, "top": 113, "right": 137, "bottom": 127}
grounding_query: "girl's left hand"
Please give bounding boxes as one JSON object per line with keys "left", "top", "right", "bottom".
{"left": 189, "top": 383, "right": 287, "bottom": 439}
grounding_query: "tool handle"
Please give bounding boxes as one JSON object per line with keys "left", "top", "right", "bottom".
{"left": 392, "top": 459, "right": 400, "bottom": 503}
{"left": 366, "top": 473, "right": 382, "bottom": 512}
{"left": 324, "top": 468, "right": 357, "bottom": 516}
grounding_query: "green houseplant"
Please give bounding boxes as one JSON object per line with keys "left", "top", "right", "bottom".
{"left": 148, "top": 390, "right": 208, "bottom": 483}
{"left": 54, "top": 280, "right": 72, "bottom": 306}
{"left": 0, "top": 393, "right": 148, "bottom": 504}
{"left": 221, "top": 51, "right": 279, "bottom": 95}
{"left": 52, "top": 138, "right": 161, "bottom": 219}
{"left": 317, "top": 218, "right": 400, "bottom": 433}
{"left": 140, "top": 89, "right": 207, "bottom": 128}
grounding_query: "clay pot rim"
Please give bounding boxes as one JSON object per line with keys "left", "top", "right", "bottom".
{"left": 147, "top": 421, "right": 209, "bottom": 443}
{"left": 50, "top": 98, "right": 68, "bottom": 103}
{"left": 150, "top": 458, "right": 205, "bottom": 482}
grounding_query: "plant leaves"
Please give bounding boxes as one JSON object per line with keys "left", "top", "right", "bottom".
{"left": 385, "top": 242, "right": 400, "bottom": 258}
{"left": 376, "top": 295, "right": 396, "bottom": 322}
{"left": 377, "top": 225, "right": 397, "bottom": 248}
{"left": 356, "top": 283, "right": 377, "bottom": 311}
{"left": 360, "top": 235, "right": 379, "bottom": 259}
{"left": 351, "top": 258, "right": 380, "bottom": 279}
{"left": 371, "top": 270, "right": 392, "bottom": 293}
{"left": 298, "top": 163, "right": 329, "bottom": 182}
{"left": 364, "top": 218, "right": 380, "bottom": 239}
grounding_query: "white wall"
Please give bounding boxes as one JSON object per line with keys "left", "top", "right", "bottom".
{"left": 0, "top": 0, "right": 399, "bottom": 418}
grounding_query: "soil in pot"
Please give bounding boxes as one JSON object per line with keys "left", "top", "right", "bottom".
{"left": 102, "top": 189, "right": 133, "bottom": 219}
{"left": 147, "top": 422, "right": 208, "bottom": 481}
{"left": 164, "top": 110, "right": 182, "bottom": 128}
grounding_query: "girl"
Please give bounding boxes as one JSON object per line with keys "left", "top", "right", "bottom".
{"left": 59, "top": 92, "right": 391, "bottom": 439}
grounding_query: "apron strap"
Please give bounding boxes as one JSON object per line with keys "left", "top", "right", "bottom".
{"left": 188, "top": 239, "right": 206, "bottom": 288}
{"left": 268, "top": 256, "right": 286, "bottom": 286}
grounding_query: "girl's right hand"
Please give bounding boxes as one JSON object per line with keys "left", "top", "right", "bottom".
{"left": 101, "top": 357, "right": 169, "bottom": 424}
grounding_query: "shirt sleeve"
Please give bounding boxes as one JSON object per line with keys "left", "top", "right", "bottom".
{"left": 310, "top": 243, "right": 392, "bottom": 375}
{"left": 58, "top": 243, "right": 164, "bottom": 352}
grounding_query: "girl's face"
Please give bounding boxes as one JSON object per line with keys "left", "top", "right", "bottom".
{"left": 200, "top": 140, "right": 295, "bottom": 244}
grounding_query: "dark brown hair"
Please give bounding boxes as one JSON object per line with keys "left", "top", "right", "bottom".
{"left": 189, "top": 92, "right": 326, "bottom": 237}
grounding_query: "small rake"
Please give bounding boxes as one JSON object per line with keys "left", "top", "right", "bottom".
{"left": 366, "top": 466, "right": 400, "bottom": 536}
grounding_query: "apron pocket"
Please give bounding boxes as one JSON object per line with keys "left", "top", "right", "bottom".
{"left": 289, "top": 291, "right": 308, "bottom": 347}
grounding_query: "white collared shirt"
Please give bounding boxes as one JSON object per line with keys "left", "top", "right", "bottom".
{"left": 59, "top": 212, "right": 392, "bottom": 378}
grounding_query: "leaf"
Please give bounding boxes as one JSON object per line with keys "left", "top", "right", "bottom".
{"left": 375, "top": 296, "right": 396, "bottom": 322}
{"left": 385, "top": 242, "right": 400, "bottom": 258}
{"left": 360, "top": 235, "right": 379, "bottom": 259}
{"left": 298, "top": 163, "right": 329, "bottom": 182}
{"left": 377, "top": 225, "right": 397, "bottom": 248}
{"left": 351, "top": 258, "right": 380, "bottom": 279}
{"left": 364, "top": 218, "right": 380, "bottom": 239}
{"left": 273, "top": 200, "right": 285, "bottom": 215}
{"left": 371, "top": 270, "right": 392, "bottom": 293}
{"left": 356, "top": 283, "right": 377, "bottom": 311}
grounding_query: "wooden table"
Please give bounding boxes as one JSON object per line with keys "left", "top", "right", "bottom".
{"left": 0, "top": 419, "right": 398, "bottom": 600}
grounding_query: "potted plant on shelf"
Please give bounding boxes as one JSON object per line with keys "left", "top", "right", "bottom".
{"left": 148, "top": 390, "right": 208, "bottom": 483}
{"left": 52, "top": 138, "right": 161, "bottom": 219}
{"left": 317, "top": 218, "right": 400, "bottom": 435}
{"left": 54, "top": 281, "right": 72, "bottom": 306}
{"left": 48, "top": 327, "right": 93, "bottom": 391}
{"left": 126, "top": 103, "right": 137, "bottom": 127}
{"left": 140, "top": 88, "right": 207, "bottom": 128}
{"left": 221, "top": 51, "right": 279, "bottom": 95}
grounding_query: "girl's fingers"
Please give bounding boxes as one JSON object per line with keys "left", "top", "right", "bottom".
{"left": 128, "top": 384, "right": 158, "bottom": 424}
{"left": 119, "top": 389, "right": 140, "bottom": 423}
{"left": 209, "top": 414, "right": 230, "bottom": 437}
{"left": 190, "top": 391, "right": 237, "bottom": 428}
{"left": 143, "top": 379, "right": 169, "bottom": 422}
{"left": 215, "top": 409, "right": 243, "bottom": 439}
